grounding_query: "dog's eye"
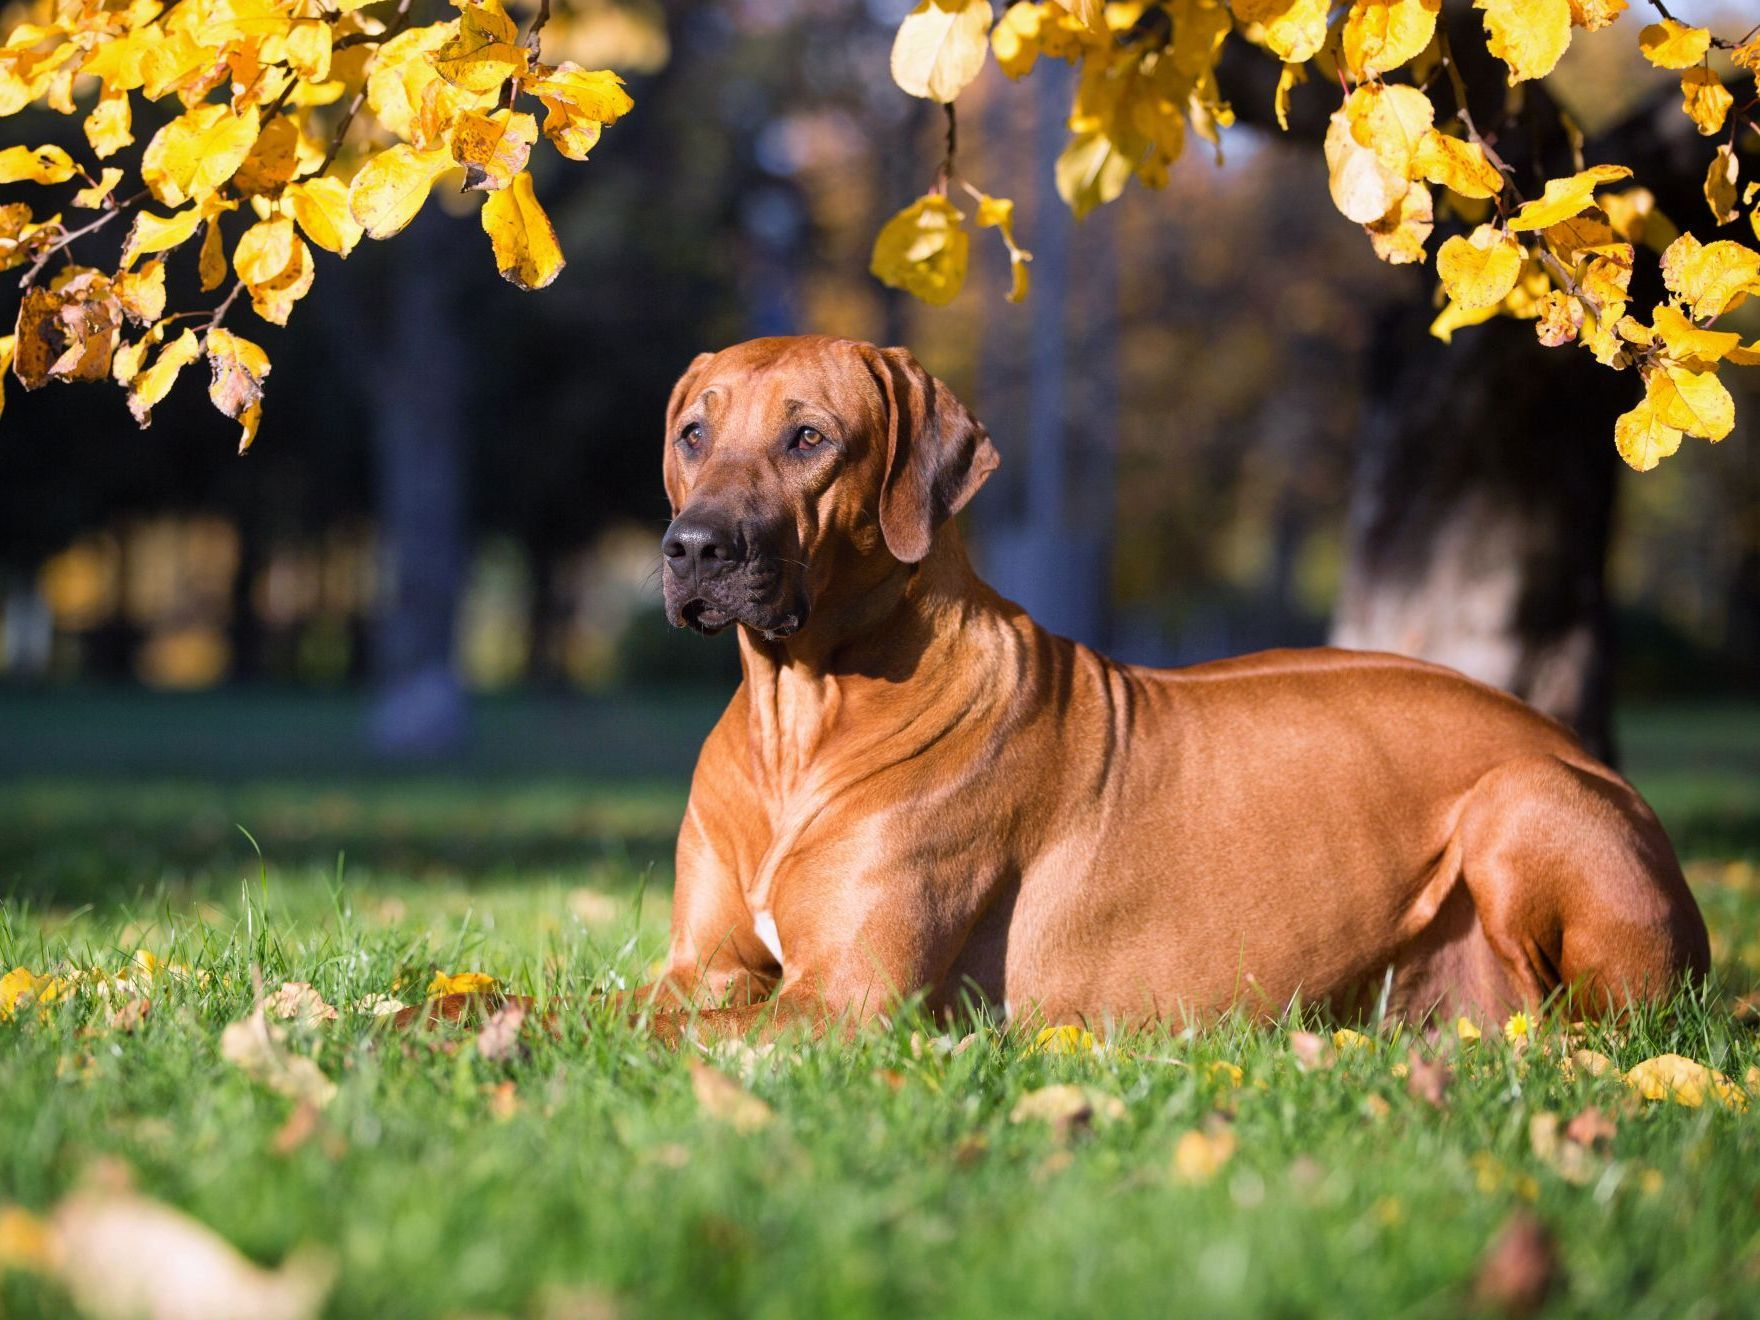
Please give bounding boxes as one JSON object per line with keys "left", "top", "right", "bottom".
{"left": 679, "top": 423, "right": 704, "bottom": 450}
{"left": 792, "top": 426, "right": 824, "bottom": 451}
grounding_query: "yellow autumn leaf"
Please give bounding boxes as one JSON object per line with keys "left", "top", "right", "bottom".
{"left": 1412, "top": 130, "right": 1504, "bottom": 200}
{"left": 1346, "top": 82, "right": 1434, "bottom": 182}
{"left": 232, "top": 116, "right": 300, "bottom": 197}
{"left": 1030, "top": 1024, "right": 1099, "bottom": 1055}
{"left": 1638, "top": 19, "right": 1710, "bottom": 70}
{"left": 114, "top": 260, "right": 165, "bottom": 324}
{"left": 1455, "top": 1016, "right": 1482, "bottom": 1043}
{"left": 1649, "top": 364, "right": 1734, "bottom": 442}
{"left": 348, "top": 144, "right": 453, "bottom": 240}
{"left": 1705, "top": 145, "right": 1739, "bottom": 226}
{"left": 1437, "top": 223, "right": 1523, "bottom": 309}
{"left": 198, "top": 220, "right": 227, "bottom": 291}
{"left": 1506, "top": 164, "right": 1632, "bottom": 230}
{"left": 1566, "top": 0, "right": 1625, "bottom": 28}
{"left": 1274, "top": 62, "right": 1306, "bottom": 132}
{"left": 127, "top": 328, "right": 200, "bottom": 427}
{"left": 1681, "top": 68, "right": 1733, "bottom": 138}
{"left": 1535, "top": 289, "right": 1584, "bottom": 345}
{"left": 481, "top": 170, "right": 565, "bottom": 290}
{"left": 1365, "top": 180, "right": 1434, "bottom": 265}
{"left": 689, "top": 1060, "right": 775, "bottom": 1132}
{"left": 0, "top": 335, "right": 12, "bottom": 421}
{"left": 991, "top": 0, "right": 1044, "bottom": 78}
{"left": 284, "top": 177, "right": 363, "bottom": 258}
{"left": 84, "top": 91, "right": 133, "bottom": 159}
{"left": 975, "top": 192, "right": 1033, "bottom": 302}
{"left": 1236, "top": 0, "right": 1332, "bottom": 64}
{"left": 1341, "top": 0, "right": 1441, "bottom": 80}
{"left": 1476, "top": 0, "right": 1572, "bottom": 83}
{"left": 233, "top": 217, "right": 315, "bottom": 326}
{"left": 870, "top": 193, "right": 969, "bottom": 305}
{"left": 140, "top": 104, "right": 259, "bottom": 207}
{"left": 204, "top": 326, "right": 270, "bottom": 443}
{"left": 1661, "top": 234, "right": 1760, "bottom": 320}
{"left": 427, "top": 970, "right": 500, "bottom": 997}
{"left": 1651, "top": 305, "right": 1739, "bottom": 363}
{"left": 1624, "top": 1053, "right": 1747, "bottom": 1109}
{"left": 522, "top": 64, "right": 632, "bottom": 160}
{"left": 1613, "top": 396, "right": 1681, "bottom": 471}
{"left": 451, "top": 109, "right": 538, "bottom": 192}
{"left": 1055, "top": 132, "right": 1134, "bottom": 220}
{"left": 0, "top": 144, "right": 75, "bottom": 184}
{"left": 71, "top": 167, "right": 124, "bottom": 210}
{"left": 891, "top": 0, "right": 993, "bottom": 103}
{"left": 433, "top": 1, "right": 529, "bottom": 94}
{"left": 1325, "top": 109, "right": 1407, "bottom": 224}
{"left": 1332, "top": 1027, "right": 1375, "bottom": 1051}
{"left": 1172, "top": 1126, "right": 1236, "bottom": 1183}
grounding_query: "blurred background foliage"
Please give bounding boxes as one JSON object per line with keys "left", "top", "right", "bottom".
{"left": 0, "top": 0, "right": 1756, "bottom": 759}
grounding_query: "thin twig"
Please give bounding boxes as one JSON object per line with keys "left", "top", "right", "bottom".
{"left": 205, "top": 279, "right": 246, "bottom": 333}
{"left": 17, "top": 190, "right": 149, "bottom": 290}
{"left": 932, "top": 102, "right": 957, "bottom": 195}
{"left": 1643, "top": 0, "right": 1739, "bottom": 49}
{"left": 322, "top": 0, "right": 418, "bottom": 170}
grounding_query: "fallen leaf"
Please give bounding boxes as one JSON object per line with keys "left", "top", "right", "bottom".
{"left": 1331, "top": 1027, "right": 1375, "bottom": 1053}
{"left": 1473, "top": 1209, "right": 1560, "bottom": 1316}
{"left": 475, "top": 1001, "right": 528, "bottom": 1062}
{"left": 270, "top": 1102, "right": 320, "bottom": 1157}
{"left": 1405, "top": 1051, "right": 1451, "bottom": 1108}
{"left": 486, "top": 1079, "right": 520, "bottom": 1121}
{"left": 1564, "top": 1106, "right": 1616, "bottom": 1150}
{"left": 1289, "top": 1030, "right": 1332, "bottom": 1069}
{"left": 51, "top": 1184, "right": 333, "bottom": 1320}
{"left": 0, "top": 1204, "right": 51, "bottom": 1272}
{"left": 689, "top": 1060, "right": 774, "bottom": 1133}
{"left": 1009, "top": 1083, "right": 1125, "bottom": 1137}
{"left": 106, "top": 998, "right": 150, "bottom": 1034}
{"left": 1172, "top": 1124, "right": 1236, "bottom": 1184}
{"left": 1624, "top": 1054, "right": 1747, "bottom": 1110}
{"left": 220, "top": 1007, "right": 337, "bottom": 1108}
{"left": 1030, "top": 1024, "right": 1099, "bottom": 1055}
{"left": 265, "top": 981, "right": 337, "bottom": 1027}
{"left": 1567, "top": 1048, "right": 1617, "bottom": 1078}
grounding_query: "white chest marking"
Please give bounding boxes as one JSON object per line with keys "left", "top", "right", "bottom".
{"left": 753, "top": 910, "right": 784, "bottom": 966}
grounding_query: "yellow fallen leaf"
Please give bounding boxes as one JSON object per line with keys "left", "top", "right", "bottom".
{"left": 1030, "top": 1024, "right": 1098, "bottom": 1055}
{"left": 689, "top": 1060, "right": 774, "bottom": 1133}
{"left": 1456, "top": 1016, "right": 1483, "bottom": 1043}
{"left": 480, "top": 170, "right": 565, "bottom": 290}
{"left": 891, "top": 0, "right": 993, "bottom": 103}
{"left": 1567, "top": 1048, "right": 1616, "bottom": 1077}
{"left": 1332, "top": 1027, "right": 1375, "bottom": 1052}
{"left": 265, "top": 981, "right": 337, "bottom": 1027}
{"left": 1010, "top": 1083, "right": 1125, "bottom": 1132}
{"left": 1623, "top": 1053, "right": 1747, "bottom": 1110}
{"left": 1172, "top": 1126, "right": 1236, "bottom": 1183}
{"left": 427, "top": 971, "right": 499, "bottom": 997}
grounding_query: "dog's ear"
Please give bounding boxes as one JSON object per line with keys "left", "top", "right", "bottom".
{"left": 869, "top": 346, "right": 1000, "bottom": 564}
{"left": 662, "top": 351, "right": 714, "bottom": 515}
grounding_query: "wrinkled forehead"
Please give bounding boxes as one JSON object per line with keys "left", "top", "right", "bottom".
{"left": 674, "top": 338, "right": 882, "bottom": 433}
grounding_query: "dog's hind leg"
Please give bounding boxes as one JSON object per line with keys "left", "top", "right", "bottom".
{"left": 1453, "top": 755, "right": 1709, "bottom": 1018}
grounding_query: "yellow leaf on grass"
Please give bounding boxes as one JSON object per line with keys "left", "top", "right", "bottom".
{"left": 1661, "top": 234, "right": 1760, "bottom": 320}
{"left": 1681, "top": 68, "right": 1733, "bottom": 138}
{"left": 1236, "top": 0, "right": 1332, "bottom": 65}
{"left": 347, "top": 143, "right": 453, "bottom": 240}
{"left": 1010, "top": 1083, "right": 1126, "bottom": 1131}
{"left": 522, "top": 63, "right": 632, "bottom": 161}
{"left": 871, "top": 193, "right": 969, "bottom": 305}
{"left": 1438, "top": 224, "right": 1523, "bottom": 309}
{"left": 1333, "top": 1027, "right": 1375, "bottom": 1051}
{"left": 1506, "top": 164, "right": 1631, "bottom": 230}
{"left": 433, "top": 1, "right": 529, "bottom": 94}
{"left": 0, "top": 144, "right": 75, "bottom": 184}
{"left": 689, "top": 1060, "right": 774, "bottom": 1132}
{"left": 1456, "top": 1016, "right": 1482, "bottom": 1042}
{"left": 1639, "top": 19, "right": 1710, "bottom": 70}
{"left": 1475, "top": 0, "right": 1572, "bottom": 83}
{"left": 284, "top": 177, "right": 363, "bottom": 258}
{"left": 1341, "top": 0, "right": 1441, "bottom": 80}
{"left": 126, "top": 328, "right": 200, "bottom": 428}
{"left": 480, "top": 170, "right": 565, "bottom": 290}
{"left": 426, "top": 970, "right": 498, "bottom": 997}
{"left": 1172, "top": 1126, "right": 1236, "bottom": 1183}
{"left": 1030, "top": 1024, "right": 1099, "bottom": 1055}
{"left": 1624, "top": 1053, "right": 1747, "bottom": 1109}
{"left": 1413, "top": 130, "right": 1504, "bottom": 200}
{"left": 891, "top": 0, "right": 993, "bottom": 103}
{"left": 450, "top": 109, "right": 538, "bottom": 192}
{"left": 1649, "top": 364, "right": 1733, "bottom": 442}
{"left": 265, "top": 979, "right": 333, "bottom": 1026}
{"left": 140, "top": 104, "right": 259, "bottom": 207}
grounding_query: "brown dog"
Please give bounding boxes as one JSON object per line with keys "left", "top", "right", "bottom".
{"left": 636, "top": 333, "right": 1707, "bottom": 1040}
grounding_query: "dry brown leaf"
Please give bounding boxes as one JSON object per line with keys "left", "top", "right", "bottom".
{"left": 265, "top": 982, "right": 337, "bottom": 1027}
{"left": 219, "top": 1007, "right": 337, "bottom": 1108}
{"left": 475, "top": 1001, "right": 528, "bottom": 1063}
{"left": 689, "top": 1060, "right": 774, "bottom": 1133}
{"left": 1473, "top": 1209, "right": 1560, "bottom": 1316}
{"left": 487, "top": 1079, "right": 520, "bottom": 1121}
{"left": 1564, "top": 1105, "right": 1616, "bottom": 1150}
{"left": 1009, "top": 1084, "right": 1125, "bottom": 1138}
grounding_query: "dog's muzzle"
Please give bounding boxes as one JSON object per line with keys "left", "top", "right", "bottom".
{"left": 661, "top": 513, "right": 806, "bottom": 639}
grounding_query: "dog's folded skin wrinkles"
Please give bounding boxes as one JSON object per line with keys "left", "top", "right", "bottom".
{"left": 618, "top": 333, "right": 1708, "bottom": 1043}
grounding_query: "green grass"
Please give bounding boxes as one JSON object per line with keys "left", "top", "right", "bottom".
{"left": 1, "top": 694, "right": 1758, "bottom": 1317}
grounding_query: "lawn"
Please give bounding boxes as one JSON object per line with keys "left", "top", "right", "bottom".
{"left": 1, "top": 693, "right": 1758, "bottom": 1318}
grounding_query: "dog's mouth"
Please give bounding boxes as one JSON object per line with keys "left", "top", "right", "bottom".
{"left": 670, "top": 589, "right": 806, "bottom": 641}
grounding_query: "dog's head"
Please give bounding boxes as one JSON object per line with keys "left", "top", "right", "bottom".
{"left": 660, "top": 335, "right": 999, "bottom": 639}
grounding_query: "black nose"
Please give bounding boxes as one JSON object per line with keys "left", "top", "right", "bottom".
{"left": 662, "top": 514, "right": 743, "bottom": 574}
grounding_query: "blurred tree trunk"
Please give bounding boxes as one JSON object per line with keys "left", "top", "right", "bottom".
{"left": 1330, "top": 311, "right": 1621, "bottom": 760}
{"left": 368, "top": 214, "right": 468, "bottom": 759}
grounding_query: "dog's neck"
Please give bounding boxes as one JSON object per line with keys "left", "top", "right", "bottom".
{"left": 734, "top": 523, "right": 1023, "bottom": 786}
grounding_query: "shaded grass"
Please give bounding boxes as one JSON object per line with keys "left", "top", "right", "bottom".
{"left": 0, "top": 696, "right": 1757, "bottom": 1317}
